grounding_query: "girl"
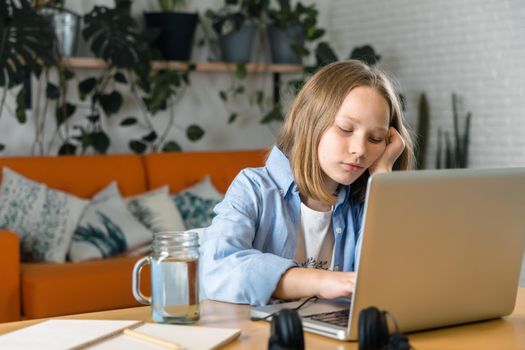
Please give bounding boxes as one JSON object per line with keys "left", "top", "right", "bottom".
{"left": 201, "top": 60, "right": 414, "bottom": 305}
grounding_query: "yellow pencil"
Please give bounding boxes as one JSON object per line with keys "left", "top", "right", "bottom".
{"left": 123, "top": 328, "right": 183, "bottom": 350}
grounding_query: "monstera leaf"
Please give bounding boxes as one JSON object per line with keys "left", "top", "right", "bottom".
{"left": 0, "top": 0, "right": 57, "bottom": 88}
{"left": 82, "top": 5, "right": 147, "bottom": 69}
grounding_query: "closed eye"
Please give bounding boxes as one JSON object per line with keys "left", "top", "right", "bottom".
{"left": 369, "top": 137, "right": 384, "bottom": 144}
{"left": 338, "top": 126, "right": 353, "bottom": 134}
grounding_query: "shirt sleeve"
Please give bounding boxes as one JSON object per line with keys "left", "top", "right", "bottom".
{"left": 200, "top": 170, "right": 296, "bottom": 305}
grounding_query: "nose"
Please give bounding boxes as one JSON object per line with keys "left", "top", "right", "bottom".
{"left": 349, "top": 135, "right": 366, "bottom": 158}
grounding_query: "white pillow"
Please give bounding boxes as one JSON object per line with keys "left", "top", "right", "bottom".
{"left": 126, "top": 186, "right": 186, "bottom": 233}
{"left": 0, "top": 167, "right": 88, "bottom": 263}
{"left": 68, "top": 182, "right": 153, "bottom": 262}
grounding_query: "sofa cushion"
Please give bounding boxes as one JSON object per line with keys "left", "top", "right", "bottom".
{"left": 0, "top": 154, "right": 147, "bottom": 198}
{"left": 173, "top": 176, "right": 224, "bottom": 229}
{"left": 126, "top": 186, "right": 186, "bottom": 233}
{"left": 69, "top": 183, "right": 153, "bottom": 262}
{"left": 143, "top": 150, "right": 268, "bottom": 194}
{"left": 0, "top": 167, "right": 89, "bottom": 263}
{"left": 21, "top": 256, "right": 151, "bottom": 319}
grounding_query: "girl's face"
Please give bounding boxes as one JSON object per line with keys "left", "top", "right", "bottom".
{"left": 318, "top": 86, "right": 390, "bottom": 193}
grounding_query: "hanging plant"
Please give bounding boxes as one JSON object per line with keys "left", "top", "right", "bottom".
{"left": 123, "top": 62, "right": 204, "bottom": 154}
{"left": 0, "top": 0, "right": 59, "bottom": 152}
{"left": 72, "top": 2, "right": 204, "bottom": 155}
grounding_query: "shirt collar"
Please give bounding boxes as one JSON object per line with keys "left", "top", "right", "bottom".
{"left": 265, "top": 146, "right": 296, "bottom": 195}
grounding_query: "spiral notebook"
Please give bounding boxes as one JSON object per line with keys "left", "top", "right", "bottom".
{"left": 0, "top": 319, "right": 241, "bottom": 350}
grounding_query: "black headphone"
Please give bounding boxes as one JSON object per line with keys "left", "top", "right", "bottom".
{"left": 268, "top": 308, "right": 304, "bottom": 350}
{"left": 358, "top": 306, "right": 411, "bottom": 350}
{"left": 266, "top": 306, "right": 411, "bottom": 350}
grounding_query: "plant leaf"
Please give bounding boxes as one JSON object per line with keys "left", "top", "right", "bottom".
{"left": 78, "top": 77, "right": 97, "bottom": 100}
{"left": 129, "top": 140, "right": 147, "bottom": 154}
{"left": 228, "top": 112, "right": 238, "bottom": 124}
{"left": 349, "top": 45, "right": 381, "bottom": 66}
{"left": 235, "top": 63, "right": 247, "bottom": 79}
{"left": 87, "top": 114, "right": 100, "bottom": 124}
{"left": 315, "top": 42, "right": 338, "bottom": 67}
{"left": 142, "top": 131, "right": 158, "bottom": 142}
{"left": 63, "top": 69, "right": 75, "bottom": 80}
{"left": 15, "top": 88, "right": 27, "bottom": 123}
{"left": 99, "top": 91, "right": 123, "bottom": 116}
{"left": 55, "top": 103, "right": 76, "bottom": 126}
{"left": 58, "top": 142, "right": 77, "bottom": 155}
{"left": 162, "top": 141, "right": 182, "bottom": 152}
{"left": 120, "top": 117, "right": 137, "bottom": 126}
{"left": 0, "top": 143, "right": 5, "bottom": 152}
{"left": 91, "top": 131, "right": 110, "bottom": 154}
{"left": 82, "top": 5, "right": 148, "bottom": 69}
{"left": 46, "top": 82, "right": 60, "bottom": 100}
{"left": 186, "top": 125, "right": 204, "bottom": 141}
{"left": 114, "top": 72, "right": 127, "bottom": 84}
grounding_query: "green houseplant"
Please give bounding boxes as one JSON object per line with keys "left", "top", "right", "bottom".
{"left": 414, "top": 92, "right": 430, "bottom": 170}
{"left": 205, "top": 0, "right": 268, "bottom": 62}
{"left": 144, "top": 0, "right": 199, "bottom": 61}
{"left": 78, "top": 1, "right": 203, "bottom": 155}
{"left": 266, "top": 0, "right": 325, "bottom": 64}
{"left": 0, "top": 0, "right": 65, "bottom": 153}
{"left": 436, "top": 93, "right": 472, "bottom": 169}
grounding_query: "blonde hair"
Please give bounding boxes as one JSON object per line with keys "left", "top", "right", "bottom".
{"left": 276, "top": 59, "right": 414, "bottom": 204}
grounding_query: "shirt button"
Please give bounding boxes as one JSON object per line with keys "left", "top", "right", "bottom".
{"left": 335, "top": 227, "right": 343, "bottom": 234}
{"left": 279, "top": 189, "right": 284, "bottom": 194}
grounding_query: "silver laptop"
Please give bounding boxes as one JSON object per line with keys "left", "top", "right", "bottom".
{"left": 250, "top": 167, "right": 525, "bottom": 341}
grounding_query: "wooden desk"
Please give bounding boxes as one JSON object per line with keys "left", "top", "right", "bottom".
{"left": 1, "top": 289, "right": 525, "bottom": 349}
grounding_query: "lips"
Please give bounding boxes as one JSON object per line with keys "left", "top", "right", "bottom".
{"left": 342, "top": 162, "right": 364, "bottom": 171}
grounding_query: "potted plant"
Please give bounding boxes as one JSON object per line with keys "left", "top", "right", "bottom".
{"left": 144, "top": 0, "right": 199, "bottom": 61}
{"left": 34, "top": 0, "right": 81, "bottom": 57}
{"left": 205, "top": 0, "right": 267, "bottom": 63}
{"left": 0, "top": 0, "right": 61, "bottom": 152}
{"left": 266, "top": 0, "right": 324, "bottom": 64}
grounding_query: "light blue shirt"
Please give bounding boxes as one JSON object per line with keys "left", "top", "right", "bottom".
{"left": 200, "top": 146, "right": 364, "bottom": 305}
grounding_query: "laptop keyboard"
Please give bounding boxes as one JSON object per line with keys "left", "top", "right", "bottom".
{"left": 304, "top": 309, "right": 350, "bottom": 327}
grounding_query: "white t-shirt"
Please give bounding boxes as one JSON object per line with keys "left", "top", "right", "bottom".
{"left": 294, "top": 202, "right": 334, "bottom": 270}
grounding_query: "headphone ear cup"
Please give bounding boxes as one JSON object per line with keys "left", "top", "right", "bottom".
{"left": 268, "top": 309, "right": 304, "bottom": 350}
{"left": 359, "top": 307, "right": 390, "bottom": 350}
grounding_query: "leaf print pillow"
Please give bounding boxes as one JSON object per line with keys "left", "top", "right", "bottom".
{"left": 68, "top": 182, "right": 153, "bottom": 262}
{"left": 125, "top": 186, "right": 186, "bottom": 233}
{"left": 172, "top": 176, "right": 224, "bottom": 229}
{"left": 0, "top": 167, "right": 88, "bottom": 263}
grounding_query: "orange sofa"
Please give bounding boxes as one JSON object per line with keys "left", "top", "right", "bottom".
{"left": 0, "top": 149, "right": 267, "bottom": 322}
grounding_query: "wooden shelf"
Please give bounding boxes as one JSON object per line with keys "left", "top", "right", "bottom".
{"left": 61, "top": 57, "right": 303, "bottom": 74}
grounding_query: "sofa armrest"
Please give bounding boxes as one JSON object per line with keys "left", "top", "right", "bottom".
{"left": 0, "top": 230, "right": 21, "bottom": 322}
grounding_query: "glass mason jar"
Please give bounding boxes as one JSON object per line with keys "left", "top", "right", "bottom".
{"left": 132, "top": 231, "right": 200, "bottom": 324}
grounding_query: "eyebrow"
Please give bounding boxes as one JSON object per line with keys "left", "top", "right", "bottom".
{"left": 337, "top": 116, "right": 389, "bottom": 133}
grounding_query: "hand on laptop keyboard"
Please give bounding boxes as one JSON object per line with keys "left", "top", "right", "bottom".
{"left": 316, "top": 271, "right": 356, "bottom": 299}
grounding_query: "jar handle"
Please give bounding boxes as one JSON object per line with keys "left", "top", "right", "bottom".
{"left": 132, "top": 256, "right": 151, "bottom": 305}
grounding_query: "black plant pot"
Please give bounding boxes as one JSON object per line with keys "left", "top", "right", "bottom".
{"left": 144, "top": 12, "right": 198, "bottom": 61}
{"left": 219, "top": 25, "right": 256, "bottom": 63}
{"left": 267, "top": 25, "right": 305, "bottom": 64}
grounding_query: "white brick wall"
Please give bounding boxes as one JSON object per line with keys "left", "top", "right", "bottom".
{"left": 330, "top": 0, "right": 525, "bottom": 168}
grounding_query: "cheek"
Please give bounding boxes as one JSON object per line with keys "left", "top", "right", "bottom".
{"left": 369, "top": 143, "right": 387, "bottom": 162}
